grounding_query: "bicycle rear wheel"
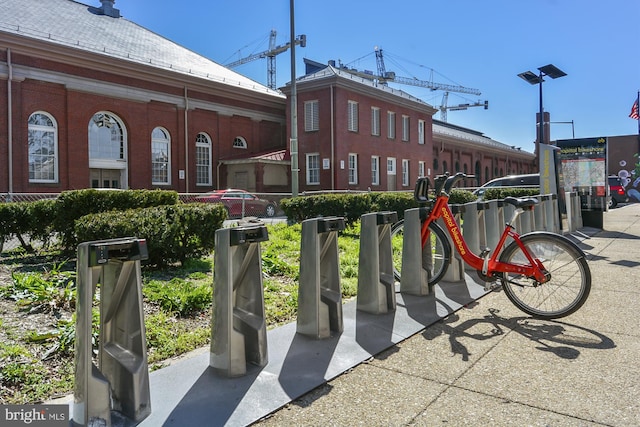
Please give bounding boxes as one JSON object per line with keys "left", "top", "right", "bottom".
{"left": 390, "top": 220, "right": 450, "bottom": 286}
{"left": 499, "top": 232, "right": 591, "bottom": 319}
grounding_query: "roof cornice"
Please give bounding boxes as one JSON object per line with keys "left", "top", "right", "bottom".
{"left": 0, "top": 31, "right": 286, "bottom": 108}
{"left": 281, "top": 67, "right": 438, "bottom": 115}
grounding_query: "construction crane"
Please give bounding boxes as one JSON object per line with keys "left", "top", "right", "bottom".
{"left": 438, "top": 92, "right": 489, "bottom": 123}
{"left": 225, "top": 30, "right": 306, "bottom": 90}
{"left": 338, "top": 47, "right": 488, "bottom": 122}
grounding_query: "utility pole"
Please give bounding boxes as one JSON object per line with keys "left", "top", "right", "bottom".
{"left": 289, "top": 0, "right": 299, "bottom": 196}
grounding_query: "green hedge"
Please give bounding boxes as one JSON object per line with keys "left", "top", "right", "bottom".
{"left": 54, "top": 189, "right": 179, "bottom": 249}
{"left": 74, "top": 203, "right": 226, "bottom": 267}
{"left": 0, "top": 202, "right": 29, "bottom": 251}
{"left": 280, "top": 189, "right": 478, "bottom": 225}
{"left": 0, "top": 190, "right": 224, "bottom": 263}
{"left": 482, "top": 187, "right": 541, "bottom": 201}
{"left": 26, "top": 199, "right": 58, "bottom": 249}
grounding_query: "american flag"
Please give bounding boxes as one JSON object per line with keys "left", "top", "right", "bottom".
{"left": 630, "top": 99, "right": 639, "bottom": 120}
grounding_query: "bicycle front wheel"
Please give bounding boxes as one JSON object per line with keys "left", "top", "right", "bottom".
{"left": 391, "top": 220, "right": 450, "bottom": 286}
{"left": 499, "top": 232, "right": 591, "bottom": 319}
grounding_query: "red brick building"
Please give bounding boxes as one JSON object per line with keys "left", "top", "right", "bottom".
{"left": 432, "top": 121, "right": 536, "bottom": 186}
{"left": 283, "top": 66, "right": 535, "bottom": 192}
{"left": 1, "top": 0, "right": 535, "bottom": 197}
{"left": 0, "top": 0, "right": 289, "bottom": 195}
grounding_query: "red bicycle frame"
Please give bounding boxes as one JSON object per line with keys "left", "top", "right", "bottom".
{"left": 421, "top": 195, "right": 549, "bottom": 283}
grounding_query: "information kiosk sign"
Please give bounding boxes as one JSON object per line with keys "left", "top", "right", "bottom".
{"left": 556, "top": 137, "right": 607, "bottom": 229}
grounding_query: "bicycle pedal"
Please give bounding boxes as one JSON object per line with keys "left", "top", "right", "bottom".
{"left": 484, "top": 282, "right": 502, "bottom": 292}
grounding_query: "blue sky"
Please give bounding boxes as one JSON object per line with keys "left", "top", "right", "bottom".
{"left": 119, "top": 0, "right": 639, "bottom": 153}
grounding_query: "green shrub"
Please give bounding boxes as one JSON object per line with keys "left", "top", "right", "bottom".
{"left": 0, "top": 203, "right": 17, "bottom": 249}
{"left": 280, "top": 189, "right": 477, "bottom": 224}
{"left": 281, "top": 192, "right": 401, "bottom": 225}
{"left": 449, "top": 189, "right": 482, "bottom": 204}
{"left": 0, "top": 202, "right": 38, "bottom": 252}
{"left": 74, "top": 203, "right": 225, "bottom": 267}
{"left": 54, "top": 189, "right": 179, "bottom": 250}
{"left": 482, "top": 187, "right": 540, "bottom": 201}
{"left": 27, "top": 199, "right": 57, "bottom": 248}
{"left": 369, "top": 192, "right": 417, "bottom": 219}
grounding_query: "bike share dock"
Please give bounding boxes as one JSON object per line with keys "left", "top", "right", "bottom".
{"left": 73, "top": 237, "right": 151, "bottom": 427}
{"left": 65, "top": 193, "right": 586, "bottom": 426}
{"left": 137, "top": 212, "right": 503, "bottom": 426}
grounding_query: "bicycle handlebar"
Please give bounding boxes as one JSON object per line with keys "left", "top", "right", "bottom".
{"left": 414, "top": 172, "right": 475, "bottom": 203}
{"left": 436, "top": 172, "right": 475, "bottom": 195}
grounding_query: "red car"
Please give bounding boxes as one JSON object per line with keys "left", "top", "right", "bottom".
{"left": 608, "top": 176, "right": 628, "bottom": 208}
{"left": 195, "top": 189, "right": 278, "bottom": 218}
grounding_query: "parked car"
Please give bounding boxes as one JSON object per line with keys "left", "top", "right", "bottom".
{"left": 608, "top": 176, "right": 628, "bottom": 208}
{"left": 195, "top": 189, "right": 278, "bottom": 218}
{"left": 473, "top": 173, "right": 540, "bottom": 199}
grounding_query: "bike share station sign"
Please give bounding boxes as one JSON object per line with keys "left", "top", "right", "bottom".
{"left": 556, "top": 137, "right": 608, "bottom": 229}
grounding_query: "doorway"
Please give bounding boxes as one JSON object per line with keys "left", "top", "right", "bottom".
{"left": 90, "top": 169, "right": 122, "bottom": 189}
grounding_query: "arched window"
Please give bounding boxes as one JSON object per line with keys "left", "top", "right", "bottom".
{"left": 233, "top": 136, "right": 247, "bottom": 149}
{"left": 88, "top": 112, "right": 127, "bottom": 188}
{"left": 196, "top": 132, "right": 212, "bottom": 186}
{"left": 89, "top": 112, "right": 125, "bottom": 160}
{"left": 433, "top": 158, "right": 439, "bottom": 171}
{"left": 443, "top": 161, "right": 448, "bottom": 173}
{"left": 28, "top": 112, "right": 58, "bottom": 183}
{"left": 455, "top": 161, "right": 460, "bottom": 172}
{"left": 151, "top": 127, "right": 171, "bottom": 185}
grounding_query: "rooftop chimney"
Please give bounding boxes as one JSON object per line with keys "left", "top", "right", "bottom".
{"left": 99, "top": 0, "right": 120, "bottom": 18}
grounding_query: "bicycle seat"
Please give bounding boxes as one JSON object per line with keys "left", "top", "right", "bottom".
{"left": 503, "top": 196, "right": 538, "bottom": 209}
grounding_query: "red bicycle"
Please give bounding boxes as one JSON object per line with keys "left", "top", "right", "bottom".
{"left": 391, "top": 172, "right": 591, "bottom": 319}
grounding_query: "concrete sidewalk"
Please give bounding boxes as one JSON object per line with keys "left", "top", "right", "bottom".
{"left": 256, "top": 204, "right": 640, "bottom": 426}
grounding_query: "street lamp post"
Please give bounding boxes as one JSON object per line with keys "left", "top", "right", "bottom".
{"left": 550, "top": 120, "right": 575, "bottom": 139}
{"left": 518, "top": 64, "right": 567, "bottom": 146}
{"left": 518, "top": 64, "right": 567, "bottom": 231}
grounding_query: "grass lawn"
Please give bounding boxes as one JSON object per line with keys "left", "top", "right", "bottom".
{"left": 0, "top": 222, "right": 365, "bottom": 404}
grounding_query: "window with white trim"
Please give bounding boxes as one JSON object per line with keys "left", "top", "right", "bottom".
{"left": 306, "top": 153, "right": 320, "bottom": 185}
{"left": 418, "top": 161, "right": 426, "bottom": 178}
{"left": 402, "top": 115, "right": 410, "bottom": 141}
{"left": 89, "top": 112, "right": 125, "bottom": 161}
{"left": 195, "top": 132, "right": 212, "bottom": 186}
{"left": 28, "top": 112, "right": 58, "bottom": 183}
{"left": 402, "top": 159, "right": 409, "bottom": 186}
{"left": 418, "top": 119, "right": 425, "bottom": 144}
{"left": 387, "top": 157, "right": 396, "bottom": 174}
{"left": 371, "top": 156, "right": 380, "bottom": 186}
{"left": 233, "top": 136, "right": 247, "bottom": 149}
{"left": 348, "top": 153, "right": 358, "bottom": 184}
{"left": 387, "top": 111, "right": 396, "bottom": 139}
{"left": 151, "top": 127, "right": 171, "bottom": 185}
{"left": 348, "top": 100, "right": 358, "bottom": 132}
{"left": 304, "top": 100, "right": 319, "bottom": 131}
{"left": 371, "top": 107, "right": 380, "bottom": 136}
